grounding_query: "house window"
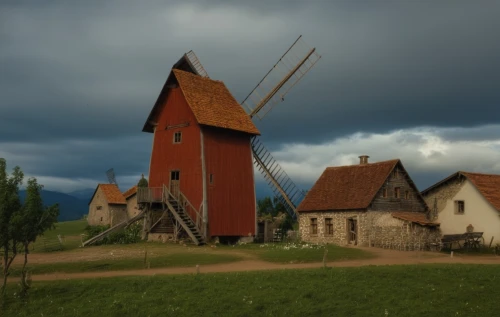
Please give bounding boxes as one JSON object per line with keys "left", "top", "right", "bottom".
{"left": 209, "top": 173, "right": 213, "bottom": 184}
{"left": 382, "top": 188, "right": 388, "bottom": 198}
{"left": 455, "top": 200, "right": 465, "bottom": 214}
{"left": 325, "top": 218, "right": 333, "bottom": 235}
{"left": 96, "top": 205, "right": 102, "bottom": 210}
{"left": 310, "top": 218, "right": 318, "bottom": 235}
{"left": 173, "top": 131, "right": 182, "bottom": 144}
{"left": 394, "top": 187, "right": 401, "bottom": 199}
{"left": 405, "top": 191, "right": 410, "bottom": 200}
{"left": 100, "top": 217, "right": 103, "bottom": 221}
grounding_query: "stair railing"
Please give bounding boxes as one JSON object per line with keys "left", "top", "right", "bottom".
{"left": 162, "top": 185, "right": 204, "bottom": 240}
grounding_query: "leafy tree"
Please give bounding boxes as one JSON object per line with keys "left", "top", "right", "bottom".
{"left": 137, "top": 174, "right": 148, "bottom": 188}
{"left": 0, "top": 159, "right": 59, "bottom": 296}
{"left": 11, "top": 178, "right": 59, "bottom": 295}
{"left": 0, "top": 158, "right": 23, "bottom": 295}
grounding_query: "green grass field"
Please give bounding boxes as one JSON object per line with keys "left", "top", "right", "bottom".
{"left": 2, "top": 264, "right": 498, "bottom": 316}
{"left": 8, "top": 253, "right": 242, "bottom": 277}
{"left": 30, "top": 220, "right": 88, "bottom": 253}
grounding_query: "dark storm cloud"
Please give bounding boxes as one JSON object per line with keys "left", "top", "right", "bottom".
{"left": 1, "top": 0, "right": 500, "bottom": 191}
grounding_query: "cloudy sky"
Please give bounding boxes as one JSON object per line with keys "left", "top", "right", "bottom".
{"left": 1, "top": 0, "right": 500, "bottom": 197}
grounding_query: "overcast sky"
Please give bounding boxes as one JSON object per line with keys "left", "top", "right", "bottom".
{"left": 1, "top": 0, "right": 500, "bottom": 197}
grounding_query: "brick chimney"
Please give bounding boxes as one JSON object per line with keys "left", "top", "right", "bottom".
{"left": 359, "top": 155, "right": 369, "bottom": 165}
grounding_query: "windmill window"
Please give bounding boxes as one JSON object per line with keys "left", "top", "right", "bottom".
{"left": 325, "top": 218, "right": 333, "bottom": 235}
{"left": 455, "top": 200, "right": 465, "bottom": 214}
{"left": 171, "top": 170, "right": 180, "bottom": 181}
{"left": 394, "top": 187, "right": 401, "bottom": 199}
{"left": 209, "top": 173, "right": 213, "bottom": 184}
{"left": 173, "top": 131, "right": 182, "bottom": 144}
{"left": 310, "top": 218, "right": 318, "bottom": 235}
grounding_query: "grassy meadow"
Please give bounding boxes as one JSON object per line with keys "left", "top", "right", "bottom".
{"left": 2, "top": 264, "right": 499, "bottom": 316}
{"left": 30, "top": 219, "right": 88, "bottom": 252}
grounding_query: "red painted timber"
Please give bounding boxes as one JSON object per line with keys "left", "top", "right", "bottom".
{"left": 148, "top": 87, "right": 203, "bottom": 219}
{"left": 203, "top": 126, "right": 256, "bottom": 237}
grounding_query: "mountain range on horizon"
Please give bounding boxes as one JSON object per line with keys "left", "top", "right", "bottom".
{"left": 17, "top": 185, "right": 276, "bottom": 222}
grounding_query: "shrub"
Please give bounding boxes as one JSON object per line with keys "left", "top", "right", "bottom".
{"left": 84, "top": 222, "right": 142, "bottom": 246}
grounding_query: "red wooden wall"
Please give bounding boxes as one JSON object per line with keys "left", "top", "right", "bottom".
{"left": 203, "top": 126, "right": 256, "bottom": 237}
{"left": 148, "top": 87, "right": 203, "bottom": 216}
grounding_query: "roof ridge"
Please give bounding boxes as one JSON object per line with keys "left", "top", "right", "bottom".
{"left": 172, "top": 68, "right": 223, "bottom": 84}
{"left": 460, "top": 171, "right": 500, "bottom": 177}
{"left": 325, "top": 159, "right": 400, "bottom": 170}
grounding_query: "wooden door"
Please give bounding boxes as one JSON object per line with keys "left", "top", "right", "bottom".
{"left": 347, "top": 218, "right": 358, "bottom": 245}
{"left": 170, "top": 170, "right": 180, "bottom": 199}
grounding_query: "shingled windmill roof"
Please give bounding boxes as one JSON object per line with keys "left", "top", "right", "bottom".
{"left": 143, "top": 68, "right": 260, "bottom": 135}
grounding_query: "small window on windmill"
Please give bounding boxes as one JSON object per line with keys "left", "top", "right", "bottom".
{"left": 209, "top": 173, "right": 213, "bottom": 185}
{"left": 173, "top": 131, "right": 182, "bottom": 144}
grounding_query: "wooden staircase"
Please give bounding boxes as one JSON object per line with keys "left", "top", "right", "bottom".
{"left": 162, "top": 185, "right": 205, "bottom": 245}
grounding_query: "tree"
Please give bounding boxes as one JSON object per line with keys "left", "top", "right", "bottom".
{"left": 0, "top": 159, "right": 59, "bottom": 296}
{"left": 11, "top": 178, "right": 59, "bottom": 295}
{"left": 0, "top": 158, "right": 23, "bottom": 295}
{"left": 137, "top": 174, "right": 148, "bottom": 188}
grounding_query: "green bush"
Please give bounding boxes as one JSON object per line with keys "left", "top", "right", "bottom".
{"left": 84, "top": 222, "right": 142, "bottom": 246}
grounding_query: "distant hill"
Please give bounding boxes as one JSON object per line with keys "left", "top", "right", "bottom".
{"left": 19, "top": 190, "right": 88, "bottom": 222}
{"left": 68, "top": 187, "right": 96, "bottom": 203}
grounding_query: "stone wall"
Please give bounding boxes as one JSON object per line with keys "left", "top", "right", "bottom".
{"left": 126, "top": 195, "right": 139, "bottom": 219}
{"left": 109, "top": 205, "right": 128, "bottom": 227}
{"left": 88, "top": 187, "right": 111, "bottom": 226}
{"left": 299, "top": 210, "right": 368, "bottom": 245}
{"left": 421, "top": 176, "right": 465, "bottom": 215}
{"left": 299, "top": 210, "right": 441, "bottom": 247}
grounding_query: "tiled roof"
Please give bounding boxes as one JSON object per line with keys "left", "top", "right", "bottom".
{"left": 123, "top": 185, "right": 137, "bottom": 199}
{"left": 98, "top": 184, "right": 127, "bottom": 205}
{"left": 172, "top": 69, "right": 260, "bottom": 135}
{"left": 461, "top": 172, "right": 500, "bottom": 211}
{"left": 297, "top": 159, "right": 399, "bottom": 212}
{"left": 392, "top": 212, "right": 440, "bottom": 226}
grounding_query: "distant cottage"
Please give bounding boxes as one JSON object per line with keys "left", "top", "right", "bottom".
{"left": 421, "top": 171, "right": 500, "bottom": 245}
{"left": 297, "top": 156, "right": 441, "bottom": 248}
{"left": 87, "top": 184, "right": 128, "bottom": 227}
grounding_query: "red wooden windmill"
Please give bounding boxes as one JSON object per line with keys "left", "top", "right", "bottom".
{"left": 82, "top": 38, "right": 321, "bottom": 246}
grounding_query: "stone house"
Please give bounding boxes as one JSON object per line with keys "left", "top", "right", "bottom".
{"left": 421, "top": 171, "right": 500, "bottom": 245}
{"left": 297, "top": 156, "right": 441, "bottom": 248}
{"left": 123, "top": 185, "right": 139, "bottom": 219}
{"left": 88, "top": 184, "right": 128, "bottom": 227}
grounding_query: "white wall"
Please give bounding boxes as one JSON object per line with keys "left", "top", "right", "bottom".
{"left": 438, "top": 179, "right": 500, "bottom": 245}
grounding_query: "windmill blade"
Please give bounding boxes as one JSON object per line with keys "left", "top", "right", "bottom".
{"left": 106, "top": 168, "right": 119, "bottom": 188}
{"left": 185, "top": 50, "right": 209, "bottom": 78}
{"left": 241, "top": 35, "right": 321, "bottom": 120}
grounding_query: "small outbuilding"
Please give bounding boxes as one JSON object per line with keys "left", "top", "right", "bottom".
{"left": 123, "top": 185, "right": 139, "bottom": 219}
{"left": 421, "top": 171, "right": 500, "bottom": 245}
{"left": 88, "top": 184, "right": 128, "bottom": 227}
{"left": 297, "top": 156, "right": 441, "bottom": 248}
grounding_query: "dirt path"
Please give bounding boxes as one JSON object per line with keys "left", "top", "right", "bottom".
{"left": 9, "top": 248, "right": 499, "bottom": 283}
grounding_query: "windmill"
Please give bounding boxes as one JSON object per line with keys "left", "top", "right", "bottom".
{"left": 105, "top": 168, "right": 119, "bottom": 188}
{"left": 185, "top": 35, "right": 321, "bottom": 220}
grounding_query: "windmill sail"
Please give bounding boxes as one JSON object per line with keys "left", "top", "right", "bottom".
{"left": 243, "top": 35, "right": 321, "bottom": 219}
{"left": 251, "top": 138, "right": 305, "bottom": 220}
{"left": 241, "top": 35, "right": 321, "bottom": 120}
{"left": 106, "top": 168, "right": 119, "bottom": 188}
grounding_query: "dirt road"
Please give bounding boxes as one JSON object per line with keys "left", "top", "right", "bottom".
{"left": 10, "top": 247, "right": 499, "bottom": 283}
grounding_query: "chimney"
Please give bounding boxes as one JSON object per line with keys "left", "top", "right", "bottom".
{"left": 359, "top": 155, "right": 369, "bottom": 165}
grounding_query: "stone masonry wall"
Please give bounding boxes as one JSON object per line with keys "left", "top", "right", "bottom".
{"left": 299, "top": 210, "right": 368, "bottom": 245}
{"left": 126, "top": 195, "right": 139, "bottom": 219}
{"left": 88, "top": 187, "right": 111, "bottom": 226}
{"left": 421, "top": 177, "right": 465, "bottom": 216}
{"left": 109, "top": 205, "right": 128, "bottom": 227}
{"left": 299, "top": 210, "right": 441, "bottom": 247}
